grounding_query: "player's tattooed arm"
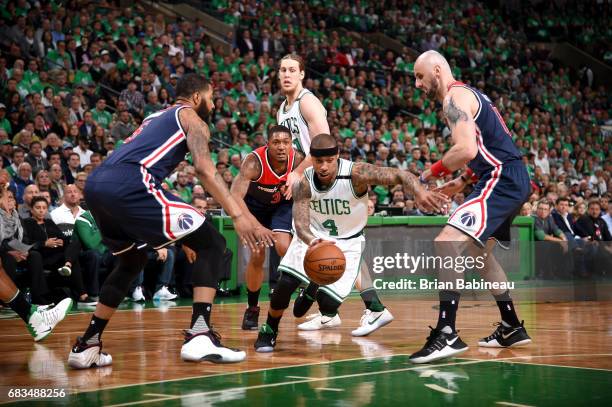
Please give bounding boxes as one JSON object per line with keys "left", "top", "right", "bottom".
{"left": 292, "top": 175, "right": 316, "bottom": 245}
{"left": 352, "top": 162, "right": 449, "bottom": 213}
{"left": 181, "top": 108, "right": 272, "bottom": 249}
{"left": 351, "top": 162, "right": 420, "bottom": 196}
{"left": 181, "top": 108, "right": 243, "bottom": 217}
{"left": 443, "top": 96, "right": 469, "bottom": 130}
{"left": 420, "top": 89, "right": 479, "bottom": 181}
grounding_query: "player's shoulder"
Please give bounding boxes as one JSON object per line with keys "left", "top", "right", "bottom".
{"left": 445, "top": 85, "right": 479, "bottom": 112}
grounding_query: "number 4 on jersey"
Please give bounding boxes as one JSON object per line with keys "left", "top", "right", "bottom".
{"left": 322, "top": 219, "right": 338, "bottom": 236}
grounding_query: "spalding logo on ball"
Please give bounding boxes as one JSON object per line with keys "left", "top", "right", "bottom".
{"left": 460, "top": 211, "right": 477, "bottom": 228}
{"left": 303, "top": 243, "right": 346, "bottom": 285}
{"left": 177, "top": 213, "right": 194, "bottom": 231}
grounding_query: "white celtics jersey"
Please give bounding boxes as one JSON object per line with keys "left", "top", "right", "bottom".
{"left": 277, "top": 88, "right": 325, "bottom": 155}
{"left": 304, "top": 159, "right": 368, "bottom": 239}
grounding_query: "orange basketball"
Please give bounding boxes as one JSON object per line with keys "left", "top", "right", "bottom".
{"left": 303, "top": 242, "right": 346, "bottom": 285}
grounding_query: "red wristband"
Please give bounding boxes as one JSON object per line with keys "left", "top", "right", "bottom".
{"left": 431, "top": 160, "right": 451, "bottom": 178}
{"left": 464, "top": 168, "right": 479, "bottom": 183}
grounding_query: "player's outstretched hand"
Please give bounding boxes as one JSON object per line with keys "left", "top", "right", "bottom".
{"left": 283, "top": 171, "right": 301, "bottom": 200}
{"left": 233, "top": 214, "right": 261, "bottom": 252}
{"left": 434, "top": 178, "right": 465, "bottom": 198}
{"left": 415, "top": 189, "right": 450, "bottom": 214}
{"left": 254, "top": 226, "right": 276, "bottom": 248}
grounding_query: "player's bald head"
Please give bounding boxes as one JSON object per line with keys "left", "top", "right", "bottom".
{"left": 413, "top": 51, "right": 453, "bottom": 101}
{"left": 414, "top": 51, "right": 452, "bottom": 76}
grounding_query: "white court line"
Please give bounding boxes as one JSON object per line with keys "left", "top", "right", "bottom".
{"left": 286, "top": 376, "right": 316, "bottom": 380}
{"left": 424, "top": 384, "right": 457, "bottom": 394}
{"left": 72, "top": 353, "right": 408, "bottom": 395}
{"left": 496, "top": 402, "right": 535, "bottom": 407}
{"left": 102, "top": 358, "right": 508, "bottom": 407}
{"left": 101, "top": 352, "right": 612, "bottom": 407}
{"left": 315, "top": 388, "right": 344, "bottom": 392}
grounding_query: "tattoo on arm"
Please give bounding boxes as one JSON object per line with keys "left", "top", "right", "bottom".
{"left": 292, "top": 176, "right": 315, "bottom": 243}
{"left": 352, "top": 162, "right": 421, "bottom": 196}
{"left": 182, "top": 109, "right": 212, "bottom": 169}
{"left": 181, "top": 108, "right": 240, "bottom": 217}
{"left": 444, "top": 96, "right": 469, "bottom": 129}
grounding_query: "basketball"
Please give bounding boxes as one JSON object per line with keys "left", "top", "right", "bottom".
{"left": 303, "top": 242, "right": 346, "bottom": 285}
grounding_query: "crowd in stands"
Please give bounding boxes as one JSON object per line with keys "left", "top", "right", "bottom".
{"left": 0, "top": 0, "right": 609, "bottom": 304}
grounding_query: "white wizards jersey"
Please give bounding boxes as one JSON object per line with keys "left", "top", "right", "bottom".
{"left": 303, "top": 159, "right": 368, "bottom": 239}
{"left": 277, "top": 88, "right": 326, "bottom": 155}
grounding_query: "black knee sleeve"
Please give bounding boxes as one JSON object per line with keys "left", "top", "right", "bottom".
{"left": 317, "top": 290, "right": 341, "bottom": 316}
{"left": 182, "top": 220, "right": 227, "bottom": 288}
{"left": 269, "top": 273, "right": 301, "bottom": 311}
{"left": 99, "top": 249, "right": 148, "bottom": 308}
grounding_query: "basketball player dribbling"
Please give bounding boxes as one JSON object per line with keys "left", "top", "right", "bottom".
{"left": 277, "top": 54, "right": 394, "bottom": 335}
{"left": 254, "top": 133, "right": 448, "bottom": 352}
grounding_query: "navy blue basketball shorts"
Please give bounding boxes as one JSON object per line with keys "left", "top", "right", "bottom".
{"left": 245, "top": 195, "right": 292, "bottom": 235}
{"left": 84, "top": 166, "right": 205, "bottom": 254}
{"left": 447, "top": 162, "right": 530, "bottom": 248}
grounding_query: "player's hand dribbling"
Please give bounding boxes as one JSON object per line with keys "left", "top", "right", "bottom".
{"left": 308, "top": 238, "right": 336, "bottom": 248}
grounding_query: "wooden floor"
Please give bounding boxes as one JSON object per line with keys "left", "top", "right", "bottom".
{"left": 0, "top": 298, "right": 611, "bottom": 405}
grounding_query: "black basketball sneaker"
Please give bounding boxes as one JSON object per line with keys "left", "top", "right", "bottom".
{"left": 254, "top": 323, "right": 277, "bottom": 353}
{"left": 410, "top": 326, "right": 469, "bottom": 364}
{"left": 241, "top": 306, "right": 260, "bottom": 330}
{"left": 478, "top": 321, "right": 532, "bottom": 348}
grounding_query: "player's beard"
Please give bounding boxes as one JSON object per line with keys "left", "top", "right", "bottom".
{"left": 426, "top": 77, "right": 440, "bottom": 100}
{"left": 196, "top": 102, "right": 211, "bottom": 121}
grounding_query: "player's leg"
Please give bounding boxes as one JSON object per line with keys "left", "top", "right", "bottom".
{"left": 478, "top": 224, "right": 531, "bottom": 348}
{"left": 409, "top": 225, "right": 471, "bottom": 364}
{"left": 255, "top": 234, "right": 308, "bottom": 352}
{"left": 68, "top": 247, "right": 147, "bottom": 368}
{"left": 243, "top": 199, "right": 292, "bottom": 329}
{"left": 242, "top": 247, "right": 266, "bottom": 330}
{"left": 0, "top": 266, "right": 72, "bottom": 342}
{"left": 180, "top": 220, "right": 246, "bottom": 362}
{"left": 351, "top": 261, "right": 394, "bottom": 336}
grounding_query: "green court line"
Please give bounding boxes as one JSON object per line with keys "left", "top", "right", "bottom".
{"left": 4, "top": 354, "right": 611, "bottom": 406}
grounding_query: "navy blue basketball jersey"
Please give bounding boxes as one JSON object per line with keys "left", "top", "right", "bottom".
{"left": 448, "top": 82, "right": 522, "bottom": 176}
{"left": 104, "top": 104, "right": 190, "bottom": 181}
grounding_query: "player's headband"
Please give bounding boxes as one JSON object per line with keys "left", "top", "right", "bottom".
{"left": 310, "top": 146, "right": 339, "bottom": 157}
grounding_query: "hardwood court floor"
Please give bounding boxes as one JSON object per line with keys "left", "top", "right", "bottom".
{"left": 0, "top": 298, "right": 610, "bottom": 406}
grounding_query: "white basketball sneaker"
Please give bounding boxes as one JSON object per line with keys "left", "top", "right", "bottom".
{"left": 131, "top": 286, "right": 145, "bottom": 302}
{"left": 27, "top": 298, "right": 73, "bottom": 342}
{"left": 297, "top": 312, "right": 342, "bottom": 331}
{"left": 181, "top": 329, "right": 246, "bottom": 363}
{"left": 153, "top": 286, "right": 177, "bottom": 301}
{"left": 68, "top": 339, "right": 113, "bottom": 369}
{"left": 351, "top": 308, "right": 394, "bottom": 337}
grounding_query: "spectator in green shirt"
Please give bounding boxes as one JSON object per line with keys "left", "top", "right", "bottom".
{"left": 91, "top": 99, "right": 112, "bottom": 130}
{"left": 229, "top": 132, "right": 253, "bottom": 159}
